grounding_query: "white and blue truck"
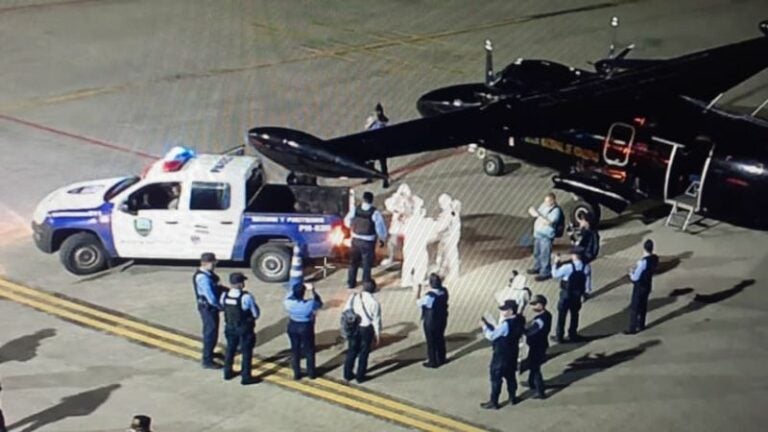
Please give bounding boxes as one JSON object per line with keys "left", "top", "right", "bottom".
{"left": 32, "top": 147, "right": 352, "bottom": 282}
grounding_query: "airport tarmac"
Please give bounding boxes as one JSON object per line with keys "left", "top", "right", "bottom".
{"left": 1, "top": 0, "right": 768, "bottom": 431}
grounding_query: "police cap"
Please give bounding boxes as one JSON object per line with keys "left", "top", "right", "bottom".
{"left": 529, "top": 294, "right": 548, "bottom": 306}
{"left": 200, "top": 252, "right": 217, "bottom": 263}
{"left": 229, "top": 272, "right": 248, "bottom": 284}
{"left": 499, "top": 299, "right": 519, "bottom": 313}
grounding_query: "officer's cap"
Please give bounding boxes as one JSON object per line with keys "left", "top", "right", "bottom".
{"left": 229, "top": 272, "right": 247, "bottom": 284}
{"left": 529, "top": 294, "right": 548, "bottom": 306}
{"left": 362, "top": 191, "right": 374, "bottom": 203}
{"left": 643, "top": 239, "right": 654, "bottom": 253}
{"left": 131, "top": 415, "right": 152, "bottom": 431}
{"left": 200, "top": 252, "right": 217, "bottom": 263}
{"left": 362, "top": 280, "right": 377, "bottom": 293}
{"left": 292, "top": 283, "right": 306, "bottom": 298}
{"left": 429, "top": 273, "right": 442, "bottom": 289}
{"left": 499, "top": 299, "right": 519, "bottom": 313}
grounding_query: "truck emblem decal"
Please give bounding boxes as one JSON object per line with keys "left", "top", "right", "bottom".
{"left": 134, "top": 218, "right": 152, "bottom": 237}
{"left": 210, "top": 156, "right": 234, "bottom": 173}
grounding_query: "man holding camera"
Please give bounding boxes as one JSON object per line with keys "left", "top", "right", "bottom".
{"left": 480, "top": 300, "right": 525, "bottom": 410}
{"left": 552, "top": 246, "right": 592, "bottom": 342}
{"left": 342, "top": 280, "right": 381, "bottom": 383}
{"left": 570, "top": 214, "right": 600, "bottom": 264}
{"left": 284, "top": 283, "right": 323, "bottom": 380}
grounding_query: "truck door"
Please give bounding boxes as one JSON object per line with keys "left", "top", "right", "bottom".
{"left": 111, "top": 182, "right": 186, "bottom": 259}
{"left": 186, "top": 181, "right": 241, "bottom": 259}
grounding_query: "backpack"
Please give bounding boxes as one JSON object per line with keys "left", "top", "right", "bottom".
{"left": 566, "top": 263, "right": 587, "bottom": 297}
{"left": 340, "top": 308, "right": 360, "bottom": 339}
{"left": 549, "top": 205, "right": 565, "bottom": 238}
{"left": 340, "top": 294, "right": 372, "bottom": 339}
{"left": 585, "top": 230, "right": 600, "bottom": 262}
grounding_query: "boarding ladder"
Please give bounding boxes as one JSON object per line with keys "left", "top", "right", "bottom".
{"left": 657, "top": 137, "right": 715, "bottom": 231}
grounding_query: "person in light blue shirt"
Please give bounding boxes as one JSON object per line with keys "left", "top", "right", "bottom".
{"left": 284, "top": 283, "right": 323, "bottom": 380}
{"left": 626, "top": 239, "right": 659, "bottom": 334}
{"left": 220, "top": 272, "right": 260, "bottom": 385}
{"left": 193, "top": 252, "right": 224, "bottom": 369}
{"left": 480, "top": 300, "right": 525, "bottom": 409}
{"left": 527, "top": 193, "right": 562, "bottom": 281}
{"left": 552, "top": 247, "right": 591, "bottom": 342}
{"left": 417, "top": 273, "right": 449, "bottom": 368}
{"left": 344, "top": 191, "right": 388, "bottom": 288}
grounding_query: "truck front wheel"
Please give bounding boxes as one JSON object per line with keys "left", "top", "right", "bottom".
{"left": 59, "top": 233, "right": 109, "bottom": 275}
{"left": 250, "top": 244, "right": 292, "bottom": 283}
{"left": 569, "top": 200, "right": 601, "bottom": 227}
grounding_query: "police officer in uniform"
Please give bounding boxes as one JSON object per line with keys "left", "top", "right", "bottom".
{"left": 193, "top": 252, "right": 224, "bottom": 369}
{"left": 552, "top": 246, "right": 591, "bottom": 342}
{"left": 284, "top": 283, "right": 323, "bottom": 380}
{"left": 416, "top": 273, "right": 449, "bottom": 368}
{"left": 525, "top": 294, "right": 552, "bottom": 399}
{"left": 626, "top": 239, "right": 659, "bottom": 334}
{"left": 344, "top": 191, "right": 388, "bottom": 288}
{"left": 221, "top": 272, "right": 260, "bottom": 385}
{"left": 480, "top": 300, "right": 525, "bottom": 409}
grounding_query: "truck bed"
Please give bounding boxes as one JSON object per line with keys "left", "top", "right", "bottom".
{"left": 246, "top": 184, "right": 350, "bottom": 216}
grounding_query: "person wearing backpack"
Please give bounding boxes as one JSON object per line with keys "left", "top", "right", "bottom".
{"left": 342, "top": 280, "right": 381, "bottom": 383}
{"left": 220, "top": 272, "right": 260, "bottom": 385}
{"left": 575, "top": 214, "right": 600, "bottom": 264}
{"left": 416, "top": 273, "right": 449, "bottom": 368}
{"left": 527, "top": 193, "right": 564, "bottom": 282}
{"left": 552, "top": 246, "right": 592, "bottom": 342}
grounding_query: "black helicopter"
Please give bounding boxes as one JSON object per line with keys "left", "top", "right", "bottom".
{"left": 248, "top": 19, "right": 768, "bottom": 230}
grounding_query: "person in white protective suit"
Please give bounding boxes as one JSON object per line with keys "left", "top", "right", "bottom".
{"left": 494, "top": 270, "right": 533, "bottom": 371}
{"left": 401, "top": 200, "right": 435, "bottom": 291}
{"left": 381, "top": 184, "right": 423, "bottom": 267}
{"left": 434, "top": 193, "right": 462, "bottom": 287}
{"left": 494, "top": 271, "right": 531, "bottom": 311}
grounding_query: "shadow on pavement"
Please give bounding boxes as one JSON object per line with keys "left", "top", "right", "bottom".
{"left": 540, "top": 295, "right": 678, "bottom": 367}
{"left": 317, "top": 322, "right": 418, "bottom": 377}
{"left": 599, "top": 229, "right": 653, "bottom": 257}
{"left": 647, "top": 279, "right": 754, "bottom": 330}
{"left": 0, "top": 328, "right": 56, "bottom": 364}
{"left": 3, "top": 366, "right": 172, "bottom": 391}
{"left": 256, "top": 317, "right": 289, "bottom": 348}
{"left": 7, "top": 384, "right": 121, "bottom": 432}
{"left": 542, "top": 340, "right": 662, "bottom": 398}
{"left": 590, "top": 251, "right": 693, "bottom": 300}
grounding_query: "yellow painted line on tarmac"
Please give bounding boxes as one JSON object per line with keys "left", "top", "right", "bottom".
{"left": 0, "top": 278, "right": 489, "bottom": 432}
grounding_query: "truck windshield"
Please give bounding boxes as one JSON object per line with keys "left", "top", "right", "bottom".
{"left": 104, "top": 176, "right": 140, "bottom": 201}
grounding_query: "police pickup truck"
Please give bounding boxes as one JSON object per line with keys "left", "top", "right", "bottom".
{"left": 31, "top": 147, "right": 351, "bottom": 282}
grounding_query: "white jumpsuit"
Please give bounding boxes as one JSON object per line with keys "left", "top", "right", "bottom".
{"left": 401, "top": 205, "right": 435, "bottom": 289}
{"left": 434, "top": 195, "right": 461, "bottom": 287}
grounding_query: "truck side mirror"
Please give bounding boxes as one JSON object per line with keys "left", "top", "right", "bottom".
{"left": 119, "top": 201, "right": 137, "bottom": 215}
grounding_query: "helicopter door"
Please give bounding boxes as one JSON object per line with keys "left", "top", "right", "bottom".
{"left": 602, "top": 122, "right": 636, "bottom": 167}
